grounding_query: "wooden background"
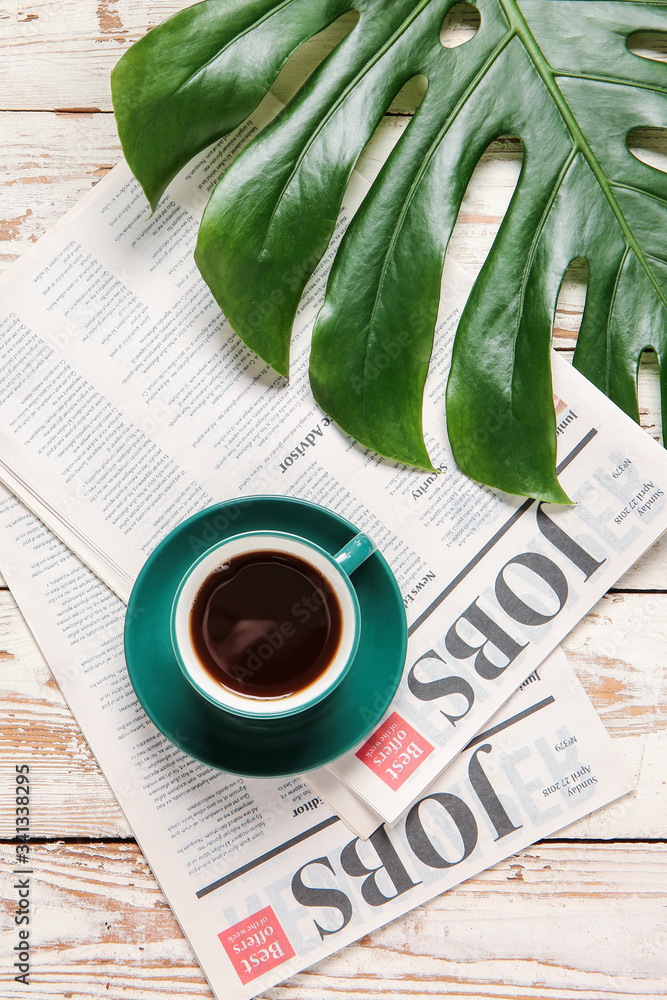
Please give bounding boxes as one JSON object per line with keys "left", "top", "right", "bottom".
{"left": 0, "top": 3, "right": 666, "bottom": 998}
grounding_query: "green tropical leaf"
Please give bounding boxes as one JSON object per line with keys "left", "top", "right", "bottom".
{"left": 111, "top": 0, "right": 667, "bottom": 503}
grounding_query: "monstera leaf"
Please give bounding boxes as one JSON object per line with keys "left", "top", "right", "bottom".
{"left": 112, "top": 0, "right": 667, "bottom": 503}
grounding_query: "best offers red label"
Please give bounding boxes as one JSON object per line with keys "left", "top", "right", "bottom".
{"left": 355, "top": 711, "right": 434, "bottom": 789}
{"left": 218, "top": 906, "right": 295, "bottom": 985}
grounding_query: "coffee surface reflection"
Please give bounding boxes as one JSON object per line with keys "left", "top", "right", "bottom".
{"left": 189, "top": 550, "right": 343, "bottom": 698}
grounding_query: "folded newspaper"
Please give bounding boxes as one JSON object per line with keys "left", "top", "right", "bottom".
{"left": 0, "top": 488, "right": 633, "bottom": 999}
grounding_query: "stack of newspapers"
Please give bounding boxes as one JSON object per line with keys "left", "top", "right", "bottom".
{"left": 0, "top": 101, "right": 665, "bottom": 1000}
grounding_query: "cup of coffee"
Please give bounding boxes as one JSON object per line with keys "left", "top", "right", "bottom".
{"left": 170, "top": 530, "right": 376, "bottom": 719}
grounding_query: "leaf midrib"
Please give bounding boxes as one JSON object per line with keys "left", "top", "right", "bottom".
{"left": 503, "top": 0, "right": 667, "bottom": 312}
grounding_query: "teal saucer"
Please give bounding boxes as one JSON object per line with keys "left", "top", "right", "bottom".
{"left": 124, "top": 496, "right": 407, "bottom": 777}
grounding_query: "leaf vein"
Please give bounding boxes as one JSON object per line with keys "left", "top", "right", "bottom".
{"left": 553, "top": 70, "right": 667, "bottom": 96}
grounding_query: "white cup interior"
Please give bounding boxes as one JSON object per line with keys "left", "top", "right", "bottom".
{"left": 171, "top": 532, "right": 360, "bottom": 718}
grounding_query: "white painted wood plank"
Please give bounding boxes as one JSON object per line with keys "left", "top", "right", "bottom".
{"left": 0, "top": 590, "right": 665, "bottom": 839}
{"left": 556, "top": 592, "right": 667, "bottom": 839}
{"left": 563, "top": 591, "right": 667, "bottom": 739}
{"left": 0, "top": 1, "right": 188, "bottom": 112}
{"left": 0, "top": 112, "right": 120, "bottom": 265}
{"left": 0, "top": 841, "right": 664, "bottom": 999}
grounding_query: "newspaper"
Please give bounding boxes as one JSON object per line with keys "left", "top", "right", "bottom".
{"left": 0, "top": 98, "right": 666, "bottom": 824}
{"left": 0, "top": 488, "right": 633, "bottom": 1000}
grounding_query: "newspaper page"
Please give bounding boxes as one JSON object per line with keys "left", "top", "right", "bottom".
{"left": 0, "top": 102, "right": 666, "bottom": 824}
{"left": 0, "top": 489, "right": 633, "bottom": 1000}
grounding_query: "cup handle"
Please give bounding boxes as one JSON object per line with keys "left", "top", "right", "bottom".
{"left": 334, "top": 533, "right": 376, "bottom": 576}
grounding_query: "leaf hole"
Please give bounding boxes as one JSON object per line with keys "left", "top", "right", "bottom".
{"left": 356, "top": 76, "right": 429, "bottom": 179}
{"left": 554, "top": 257, "right": 588, "bottom": 347}
{"left": 637, "top": 348, "right": 662, "bottom": 443}
{"left": 626, "top": 127, "right": 667, "bottom": 175}
{"left": 440, "top": 2, "right": 481, "bottom": 48}
{"left": 271, "top": 9, "right": 361, "bottom": 106}
{"left": 626, "top": 30, "right": 667, "bottom": 64}
{"left": 387, "top": 74, "right": 429, "bottom": 115}
{"left": 449, "top": 135, "right": 522, "bottom": 278}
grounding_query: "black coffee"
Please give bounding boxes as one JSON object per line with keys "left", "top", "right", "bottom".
{"left": 189, "top": 550, "right": 343, "bottom": 699}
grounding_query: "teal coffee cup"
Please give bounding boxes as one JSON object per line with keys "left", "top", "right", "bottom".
{"left": 170, "top": 529, "right": 376, "bottom": 719}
